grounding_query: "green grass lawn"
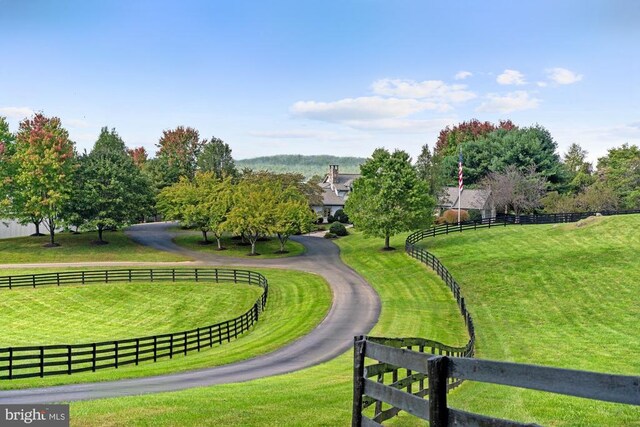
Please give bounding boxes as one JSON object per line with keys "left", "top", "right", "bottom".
{"left": 0, "top": 231, "right": 189, "bottom": 263}
{"left": 69, "top": 232, "right": 468, "bottom": 426}
{"left": 172, "top": 232, "right": 305, "bottom": 258}
{"left": 0, "top": 281, "right": 262, "bottom": 346}
{"left": 0, "top": 267, "right": 331, "bottom": 390}
{"left": 421, "top": 215, "right": 640, "bottom": 425}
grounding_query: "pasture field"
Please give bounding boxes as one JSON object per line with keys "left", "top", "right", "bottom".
{"left": 172, "top": 232, "right": 305, "bottom": 258}
{"left": 422, "top": 215, "right": 640, "bottom": 424}
{"left": 1, "top": 281, "right": 262, "bottom": 346}
{"left": 0, "top": 231, "right": 188, "bottom": 263}
{"left": 70, "top": 232, "right": 468, "bottom": 426}
{"left": 0, "top": 268, "right": 331, "bottom": 389}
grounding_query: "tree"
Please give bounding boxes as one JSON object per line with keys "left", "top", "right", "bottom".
{"left": 13, "top": 113, "right": 76, "bottom": 246}
{"left": 435, "top": 119, "right": 516, "bottom": 156}
{"left": 345, "top": 148, "right": 434, "bottom": 250}
{"left": 225, "top": 177, "right": 279, "bottom": 255}
{"left": 439, "top": 125, "right": 565, "bottom": 188}
{"left": 271, "top": 184, "right": 315, "bottom": 253}
{"left": 0, "top": 117, "right": 16, "bottom": 218}
{"left": 596, "top": 144, "right": 640, "bottom": 209}
{"left": 576, "top": 181, "right": 619, "bottom": 212}
{"left": 155, "top": 126, "right": 205, "bottom": 184}
{"left": 157, "top": 173, "right": 233, "bottom": 249}
{"left": 415, "top": 143, "right": 446, "bottom": 199}
{"left": 197, "top": 137, "right": 237, "bottom": 179}
{"left": 127, "top": 146, "right": 148, "bottom": 168}
{"left": 562, "top": 143, "right": 594, "bottom": 194}
{"left": 76, "top": 127, "right": 153, "bottom": 243}
{"left": 481, "top": 165, "right": 546, "bottom": 216}
{"left": 243, "top": 170, "right": 323, "bottom": 207}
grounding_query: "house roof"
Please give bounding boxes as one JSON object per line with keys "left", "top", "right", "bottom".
{"left": 323, "top": 173, "right": 360, "bottom": 192}
{"left": 321, "top": 186, "right": 346, "bottom": 206}
{"left": 439, "top": 187, "right": 491, "bottom": 210}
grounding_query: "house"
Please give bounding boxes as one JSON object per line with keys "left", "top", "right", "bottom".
{"left": 438, "top": 187, "right": 495, "bottom": 219}
{"left": 313, "top": 165, "right": 360, "bottom": 222}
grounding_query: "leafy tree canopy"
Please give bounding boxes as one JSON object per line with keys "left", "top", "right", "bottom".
{"left": 345, "top": 148, "right": 434, "bottom": 249}
{"left": 197, "top": 137, "right": 237, "bottom": 179}
{"left": 13, "top": 113, "right": 76, "bottom": 246}
{"left": 155, "top": 126, "right": 205, "bottom": 183}
{"left": 596, "top": 143, "right": 640, "bottom": 209}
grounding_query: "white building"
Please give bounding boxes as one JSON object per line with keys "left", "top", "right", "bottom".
{"left": 313, "top": 165, "right": 360, "bottom": 222}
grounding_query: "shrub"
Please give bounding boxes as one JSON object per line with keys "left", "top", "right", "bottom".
{"left": 316, "top": 217, "right": 324, "bottom": 225}
{"left": 329, "top": 221, "right": 348, "bottom": 236}
{"left": 333, "top": 209, "right": 350, "bottom": 224}
{"left": 440, "top": 209, "right": 469, "bottom": 224}
{"left": 327, "top": 214, "right": 335, "bottom": 223}
{"left": 324, "top": 232, "right": 338, "bottom": 239}
{"left": 467, "top": 209, "right": 483, "bottom": 222}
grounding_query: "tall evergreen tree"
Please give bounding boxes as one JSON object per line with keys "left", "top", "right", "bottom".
{"left": 76, "top": 127, "right": 153, "bottom": 243}
{"left": 197, "top": 137, "right": 237, "bottom": 179}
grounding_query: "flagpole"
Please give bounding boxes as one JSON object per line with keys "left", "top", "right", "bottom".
{"left": 458, "top": 147, "right": 463, "bottom": 224}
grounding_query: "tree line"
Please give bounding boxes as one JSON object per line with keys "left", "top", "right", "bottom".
{"left": 0, "top": 113, "right": 318, "bottom": 249}
{"left": 344, "top": 119, "right": 639, "bottom": 248}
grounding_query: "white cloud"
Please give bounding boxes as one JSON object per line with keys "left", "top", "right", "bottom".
{"left": 454, "top": 71, "right": 473, "bottom": 80}
{"left": 476, "top": 91, "right": 540, "bottom": 113}
{"left": 0, "top": 106, "right": 34, "bottom": 119}
{"left": 371, "top": 78, "right": 476, "bottom": 105}
{"left": 496, "top": 69, "right": 526, "bottom": 85}
{"left": 536, "top": 81, "right": 548, "bottom": 87}
{"left": 546, "top": 67, "right": 583, "bottom": 85}
{"left": 290, "top": 96, "right": 446, "bottom": 123}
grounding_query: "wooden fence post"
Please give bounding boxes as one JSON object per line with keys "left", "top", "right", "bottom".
{"left": 67, "top": 345, "right": 72, "bottom": 374}
{"left": 8, "top": 347, "right": 13, "bottom": 379}
{"left": 352, "top": 336, "right": 366, "bottom": 427}
{"left": 428, "top": 356, "right": 449, "bottom": 427}
{"left": 92, "top": 343, "right": 97, "bottom": 371}
{"left": 40, "top": 346, "right": 44, "bottom": 377}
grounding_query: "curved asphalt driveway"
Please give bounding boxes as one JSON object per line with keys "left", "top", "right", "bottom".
{"left": 0, "top": 222, "right": 380, "bottom": 404}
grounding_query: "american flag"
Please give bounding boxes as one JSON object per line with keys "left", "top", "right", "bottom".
{"left": 458, "top": 150, "right": 463, "bottom": 191}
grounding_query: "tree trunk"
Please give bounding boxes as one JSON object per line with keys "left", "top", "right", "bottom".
{"left": 251, "top": 241, "right": 256, "bottom": 255}
{"left": 98, "top": 226, "right": 104, "bottom": 243}
{"left": 277, "top": 233, "right": 286, "bottom": 252}
{"left": 34, "top": 221, "right": 40, "bottom": 235}
{"left": 384, "top": 233, "right": 390, "bottom": 249}
{"left": 215, "top": 234, "right": 222, "bottom": 250}
{"left": 49, "top": 226, "right": 55, "bottom": 246}
{"left": 201, "top": 229, "right": 209, "bottom": 243}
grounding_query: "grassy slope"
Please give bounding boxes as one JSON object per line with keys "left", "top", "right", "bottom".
{"left": 172, "top": 233, "right": 305, "bottom": 258}
{"left": 0, "top": 267, "right": 331, "bottom": 390}
{"left": 70, "top": 232, "right": 468, "bottom": 426}
{"left": 422, "top": 215, "right": 640, "bottom": 425}
{"left": 0, "top": 231, "right": 188, "bottom": 263}
{"left": 1, "top": 281, "right": 262, "bottom": 346}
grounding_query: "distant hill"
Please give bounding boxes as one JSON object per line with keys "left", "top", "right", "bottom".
{"left": 236, "top": 155, "right": 366, "bottom": 178}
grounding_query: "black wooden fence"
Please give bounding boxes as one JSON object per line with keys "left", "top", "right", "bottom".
{"left": 353, "top": 210, "right": 640, "bottom": 425}
{"left": 353, "top": 336, "right": 640, "bottom": 426}
{"left": 0, "top": 268, "right": 268, "bottom": 380}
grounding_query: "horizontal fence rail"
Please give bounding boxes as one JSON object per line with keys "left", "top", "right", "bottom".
{"left": 354, "top": 210, "right": 640, "bottom": 425}
{"left": 353, "top": 337, "right": 640, "bottom": 426}
{"left": 0, "top": 268, "right": 268, "bottom": 380}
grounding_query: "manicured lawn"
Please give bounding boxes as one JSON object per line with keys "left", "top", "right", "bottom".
{"left": 173, "top": 232, "right": 305, "bottom": 258}
{"left": 420, "top": 215, "right": 640, "bottom": 425}
{"left": 0, "top": 267, "right": 331, "bottom": 389}
{"left": 0, "top": 281, "right": 262, "bottom": 346}
{"left": 69, "top": 232, "right": 468, "bottom": 426}
{"left": 0, "top": 231, "right": 188, "bottom": 263}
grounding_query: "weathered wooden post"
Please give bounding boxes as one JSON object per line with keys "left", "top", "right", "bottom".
{"left": 428, "top": 356, "right": 449, "bottom": 427}
{"left": 352, "top": 336, "right": 366, "bottom": 426}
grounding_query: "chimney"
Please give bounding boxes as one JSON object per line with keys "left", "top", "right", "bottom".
{"left": 329, "top": 164, "right": 339, "bottom": 184}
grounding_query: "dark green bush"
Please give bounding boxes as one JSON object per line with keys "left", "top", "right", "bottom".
{"left": 329, "top": 221, "right": 348, "bottom": 236}
{"left": 324, "top": 232, "right": 338, "bottom": 239}
{"left": 333, "top": 209, "right": 350, "bottom": 223}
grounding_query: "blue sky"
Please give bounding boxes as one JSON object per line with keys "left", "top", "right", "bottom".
{"left": 1, "top": 1, "right": 638, "bottom": 163}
